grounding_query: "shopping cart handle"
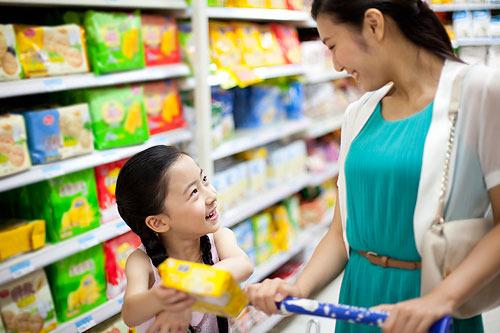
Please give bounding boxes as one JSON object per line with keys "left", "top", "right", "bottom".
{"left": 275, "top": 297, "right": 453, "bottom": 333}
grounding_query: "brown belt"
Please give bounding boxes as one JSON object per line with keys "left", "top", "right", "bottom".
{"left": 358, "top": 251, "right": 421, "bottom": 270}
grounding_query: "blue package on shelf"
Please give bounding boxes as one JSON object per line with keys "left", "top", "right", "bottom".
{"left": 211, "top": 86, "right": 235, "bottom": 143}
{"left": 23, "top": 109, "right": 62, "bottom": 164}
{"left": 233, "top": 85, "right": 285, "bottom": 129}
{"left": 283, "top": 81, "right": 304, "bottom": 120}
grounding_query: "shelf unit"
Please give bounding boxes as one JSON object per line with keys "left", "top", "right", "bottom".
{"left": 309, "top": 162, "right": 340, "bottom": 187}
{"left": 303, "top": 70, "right": 349, "bottom": 84}
{"left": 453, "top": 37, "right": 500, "bottom": 47}
{"left": 0, "top": 0, "right": 187, "bottom": 8}
{"left": 431, "top": 3, "right": 500, "bottom": 12}
{"left": 307, "top": 114, "right": 344, "bottom": 139}
{"left": 205, "top": 7, "right": 311, "bottom": 22}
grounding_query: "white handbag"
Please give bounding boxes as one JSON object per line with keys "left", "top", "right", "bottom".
{"left": 420, "top": 66, "right": 500, "bottom": 319}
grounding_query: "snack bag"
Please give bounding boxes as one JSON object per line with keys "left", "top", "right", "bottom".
{"left": 270, "top": 24, "right": 301, "bottom": 64}
{"left": 159, "top": 258, "right": 248, "bottom": 318}
{"left": 0, "top": 114, "right": 31, "bottom": 178}
{"left": 16, "top": 24, "right": 88, "bottom": 78}
{"left": 0, "top": 219, "right": 45, "bottom": 262}
{"left": 143, "top": 81, "right": 185, "bottom": 135}
{"left": 0, "top": 25, "right": 22, "bottom": 81}
{"left": 211, "top": 86, "right": 235, "bottom": 147}
{"left": 232, "top": 23, "right": 266, "bottom": 68}
{"left": 251, "top": 213, "right": 273, "bottom": 265}
{"left": 268, "top": 204, "right": 292, "bottom": 252}
{"left": 266, "top": 0, "right": 287, "bottom": 8}
{"left": 104, "top": 232, "right": 141, "bottom": 299}
{"left": 258, "top": 25, "right": 286, "bottom": 66}
{"left": 286, "top": 0, "right": 305, "bottom": 10}
{"left": 178, "top": 22, "right": 195, "bottom": 71}
{"left": 142, "top": 15, "right": 181, "bottom": 66}
{"left": 46, "top": 245, "right": 106, "bottom": 322}
{"left": 0, "top": 270, "right": 57, "bottom": 333}
{"left": 84, "top": 10, "right": 145, "bottom": 74}
{"left": 94, "top": 159, "right": 127, "bottom": 223}
{"left": 226, "top": 0, "right": 266, "bottom": 7}
{"left": 232, "top": 220, "right": 256, "bottom": 264}
{"left": 84, "top": 86, "right": 149, "bottom": 150}
{"left": 24, "top": 104, "right": 93, "bottom": 164}
{"left": 25, "top": 168, "right": 100, "bottom": 242}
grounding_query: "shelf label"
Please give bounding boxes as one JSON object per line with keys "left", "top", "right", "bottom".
{"left": 42, "top": 78, "right": 64, "bottom": 91}
{"left": 9, "top": 260, "right": 34, "bottom": 279}
{"left": 115, "top": 220, "right": 129, "bottom": 232}
{"left": 75, "top": 315, "right": 96, "bottom": 333}
{"left": 78, "top": 234, "right": 99, "bottom": 250}
{"left": 117, "top": 297, "right": 124, "bottom": 305}
{"left": 41, "top": 164, "right": 63, "bottom": 179}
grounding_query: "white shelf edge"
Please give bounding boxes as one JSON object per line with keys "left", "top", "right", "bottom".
{"left": 0, "top": 128, "right": 192, "bottom": 193}
{"left": 453, "top": 37, "right": 500, "bottom": 47}
{"left": 53, "top": 293, "right": 124, "bottom": 333}
{"left": 212, "top": 118, "right": 310, "bottom": 160}
{"left": 206, "top": 7, "right": 311, "bottom": 22}
{"left": 0, "top": 219, "right": 130, "bottom": 285}
{"left": 0, "top": 63, "right": 190, "bottom": 99}
{"left": 308, "top": 162, "right": 340, "bottom": 187}
{"left": 251, "top": 314, "right": 287, "bottom": 333}
{"left": 306, "top": 114, "right": 344, "bottom": 139}
{"left": 0, "top": 0, "right": 187, "bottom": 9}
{"left": 303, "top": 71, "right": 350, "bottom": 84}
{"left": 431, "top": 3, "right": 500, "bottom": 12}
{"left": 208, "top": 64, "right": 305, "bottom": 87}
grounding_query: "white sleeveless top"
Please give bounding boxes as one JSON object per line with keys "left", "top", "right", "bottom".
{"left": 135, "top": 234, "right": 220, "bottom": 333}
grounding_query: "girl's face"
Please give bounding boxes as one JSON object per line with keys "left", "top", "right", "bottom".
{"left": 162, "top": 154, "right": 220, "bottom": 236}
{"left": 316, "top": 13, "right": 389, "bottom": 92}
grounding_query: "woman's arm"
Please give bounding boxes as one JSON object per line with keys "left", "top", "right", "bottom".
{"left": 246, "top": 202, "right": 349, "bottom": 314}
{"left": 121, "top": 250, "right": 194, "bottom": 327}
{"left": 378, "top": 185, "right": 500, "bottom": 333}
{"left": 213, "top": 227, "right": 254, "bottom": 282}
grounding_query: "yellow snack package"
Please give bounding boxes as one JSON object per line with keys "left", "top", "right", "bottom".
{"left": 158, "top": 258, "right": 248, "bottom": 318}
{"left": 226, "top": 0, "right": 266, "bottom": 7}
{"left": 0, "top": 219, "right": 45, "bottom": 262}
{"left": 232, "top": 22, "right": 267, "bottom": 68}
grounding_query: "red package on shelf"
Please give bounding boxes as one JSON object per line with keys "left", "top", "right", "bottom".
{"left": 94, "top": 159, "right": 128, "bottom": 223}
{"left": 143, "top": 81, "right": 185, "bottom": 135}
{"left": 270, "top": 24, "right": 301, "bottom": 64}
{"left": 286, "top": 0, "right": 305, "bottom": 10}
{"left": 104, "top": 232, "right": 142, "bottom": 299}
{"left": 142, "top": 15, "right": 181, "bottom": 66}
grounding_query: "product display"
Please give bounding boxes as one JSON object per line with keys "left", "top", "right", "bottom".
{"left": 211, "top": 86, "right": 235, "bottom": 147}
{"left": 46, "top": 245, "right": 106, "bottom": 322}
{"left": 0, "top": 25, "right": 22, "bottom": 81}
{"left": 94, "top": 159, "right": 127, "bottom": 223}
{"left": 0, "top": 219, "right": 45, "bottom": 262}
{"left": 143, "top": 81, "right": 184, "bottom": 135}
{"left": 0, "top": 114, "right": 31, "bottom": 178}
{"left": 0, "top": 270, "right": 57, "bottom": 333}
{"left": 142, "top": 15, "right": 181, "bottom": 67}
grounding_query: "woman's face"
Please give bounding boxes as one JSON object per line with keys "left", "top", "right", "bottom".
{"left": 316, "top": 13, "right": 389, "bottom": 92}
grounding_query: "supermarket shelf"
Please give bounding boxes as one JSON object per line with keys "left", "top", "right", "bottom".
{"left": 307, "top": 114, "right": 344, "bottom": 138}
{"left": 0, "top": 128, "right": 192, "bottom": 193}
{"left": 251, "top": 314, "right": 287, "bottom": 333}
{"left": 223, "top": 174, "right": 310, "bottom": 228}
{"left": 207, "top": 64, "right": 306, "bottom": 87}
{"left": 453, "top": 37, "right": 500, "bottom": 47}
{"left": 0, "top": 0, "right": 187, "bottom": 8}
{"left": 54, "top": 294, "right": 124, "bottom": 333}
{"left": 0, "top": 63, "right": 190, "bottom": 99}
{"left": 206, "top": 7, "right": 311, "bottom": 22}
{"left": 303, "top": 70, "right": 350, "bottom": 84}
{"left": 212, "top": 118, "right": 310, "bottom": 160}
{"left": 0, "top": 219, "right": 130, "bottom": 286}
{"left": 431, "top": 3, "right": 500, "bottom": 12}
{"left": 308, "top": 162, "right": 340, "bottom": 187}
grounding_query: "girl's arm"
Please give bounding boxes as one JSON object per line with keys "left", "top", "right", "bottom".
{"left": 213, "top": 227, "right": 254, "bottom": 282}
{"left": 121, "top": 249, "right": 194, "bottom": 327}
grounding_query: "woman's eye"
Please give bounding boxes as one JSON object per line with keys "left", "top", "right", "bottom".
{"left": 202, "top": 175, "right": 209, "bottom": 184}
{"left": 329, "top": 45, "right": 335, "bottom": 51}
{"left": 190, "top": 188, "right": 199, "bottom": 197}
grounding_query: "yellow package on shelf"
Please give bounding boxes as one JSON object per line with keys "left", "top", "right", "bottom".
{"left": 0, "top": 219, "right": 45, "bottom": 261}
{"left": 158, "top": 258, "right": 248, "bottom": 318}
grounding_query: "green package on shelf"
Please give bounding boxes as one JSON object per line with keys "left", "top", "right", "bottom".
{"left": 20, "top": 168, "right": 101, "bottom": 243}
{"left": 46, "top": 245, "right": 107, "bottom": 323}
{"left": 84, "top": 10, "right": 145, "bottom": 74}
{"left": 84, "top": 86, "right": 149, "bottom": 150}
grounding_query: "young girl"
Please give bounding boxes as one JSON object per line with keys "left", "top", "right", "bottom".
{"left": 115, "top": 145, "right": 254, "bottom": 333}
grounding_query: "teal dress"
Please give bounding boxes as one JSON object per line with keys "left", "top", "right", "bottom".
{"left": 337, "top": 102, "right": 483, "bottom": 333}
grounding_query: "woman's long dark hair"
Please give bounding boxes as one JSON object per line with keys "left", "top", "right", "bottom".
{"left": 115, "top": 145, "right": 228, "bottom": 333}
{"left": 311, "top": 0, "right": 462, "bottom": 62}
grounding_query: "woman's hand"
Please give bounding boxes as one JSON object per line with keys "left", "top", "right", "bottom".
{"left": 245, "top": 278, "right": 305, "bottom": 315}
{"left": 151, "top": 285, "right": 195, "bottom": 313}
{"left": 373, "top": 291, "right": 454, "bottom": 333}
{"left": 146, "top": 308, "right": 191, "bottom": 333}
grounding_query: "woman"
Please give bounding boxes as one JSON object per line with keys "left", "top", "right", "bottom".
{"left": 246, "top": 1, "right": 500, "bottom": 332}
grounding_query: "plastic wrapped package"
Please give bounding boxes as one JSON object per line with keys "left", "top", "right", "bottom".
{"left": 94, "top": 159, "right": 127, "bottom": 223}
{"left": 0, "top": 219, "right": 45, "bottom": 262}
{"left": 142, "top": 15, "right": 181, "bottom": 66}
{"left": 143, "top": 81, "right": 184, "bottom": 135}
{"left": 0, "top": 25, "right": 22, "bottom": 81}
{"left": 270, "top": 24, "right": 301, "bottom": 64}
{"left": 0, "top": 114, "right": 31, "bottom": 178}
{"left": 232, "top": 220, "right": 256, "bottom": 265}
{"left": 211, "top": 86, "right": 235, "bottom": 147}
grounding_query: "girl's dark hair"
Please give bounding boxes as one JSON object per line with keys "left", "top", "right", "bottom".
{"left": 115, "top": 145, "right": 229, "bottom": 333}
{"left": 311, "top": 0, "right": 462, "bottom": 62}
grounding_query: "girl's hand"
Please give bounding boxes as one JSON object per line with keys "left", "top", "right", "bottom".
{"left": 373, "top": 291, "right": 454, "bottom": 333}
{"left": 151, "top": 285, "right": 195, "bottom": 312}
{"left": 146, "top": 308, "right": 191, "bottom": 333}
{"left": 245, "top": 278, "right": 305, "bottom": 315}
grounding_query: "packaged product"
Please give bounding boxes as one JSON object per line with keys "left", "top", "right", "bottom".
{"left": 211, "top": 86, "right": 235, "bottom": 147}
{"left": 453, "top": 11, "right": 473, "bottom": 39}
{"left": 283, "top": 195, "right": 301, "bottom": 231}
{"left": 0, "top": 219, "right": 45, "bottom": 262}
{"left": 472, "top": 10, "right": 491, "bottom": 38}
{"left": 104, "top": 232, "right": 141, "bottom": 299}
{"left": 0, "top": 270, "right": 57, "bottom": 333}
{"left": 257, "top": 25, "right": 285, "bottom": 66}
{"left": 46, "top": 245, "right": 107, "bottom": 322}
{"left": 232, "top": 23, "right": 266, "bottom": 68}
{"left": 178, "top": 22, "right": 195, "bottom": 71}
{"left": 0, "top": 25, "right": 22, "bottom": 81}
{"left": 286, "top": 0, "right": 305, "bottom": 10}
{"left": 84, "top": 10, "right": 144, "bottom": 74}
{"left": 268, "top": 204, "right": 292, "bottom": 252}
{"left": 84, "top": 86, "right": 149, "bottom": 150}
{"left": 251, "top": 213, "right": 273, "bottom": 265}
{"left": 226, "top": 0, "right": 266, "bottom": 7}
{"left": 142, "top": 15, "right": 181, "bottom": 66}
{"left": 24, "top": 104, "right": 93, "bottom": 164}
{"left": 22, "top": 168, "right": 100, "bottom": 242}
{"left": 0, "top": 114, "right": 31, "bottom": 178}
{"left": 87, "top": 315, "right": 131, "bottom": 333}
{"left": 94, "top": 159, "right": 127, "bottom": 223}
{"left": 270, "top": 24, "right": 301, "bottom": 64}
{"left": 143, "top": 81, "right": 184, "bottom": 135}
{"left": 232, "top": 220, "right": 256, "bottom": 264}
{"left": 159, "top": 258, "right": 248, "bottom": 317}
{"left": 281, "top": 80, "right": 304, "bottom": 120}
{"left": 236, "top": 148, "right": 268, "bottom": 196}
{"left": 16, "top": 24, "right": 88, "bottom": 78}
{"left": 267, "top": 0, "right": 287, "bottom": 8}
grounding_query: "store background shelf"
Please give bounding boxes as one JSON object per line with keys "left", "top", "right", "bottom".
{"left": 206, "top": 64, "right": 306, "bottom": 87}
{"left": 307, "top": 114, "right": 344, "bottom": 139}
{"left": 431, "top": 3, "right": 500, "bottom": 11}
{"left": 453, "top": 37, "right": 500, "bottom": 47}
{"left": 303, "top": 71, "right": 349, "bottom": 84}
{"left": 0, "top": 219, "right": 130, "bottom": 285}
{"left": 0, "top": 128, "right": 192, "bottom": 192}
{"left": 211, "top": 118, "right": 310, "bottom": 160}
{"left": 206, "top": 7, "right": 311, "bottom": 22}
{"left": 0, "top": 0, "right": 187, "bottom": 8}
{"left": 309, "top": 163, "right": 340, "bottom": 187}
{"left": 0, "top": 64, "right": 190, "bottom": 99}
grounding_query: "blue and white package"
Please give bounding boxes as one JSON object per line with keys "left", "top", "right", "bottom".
{"left": 283, "top": 81, "right": 304, "bottom": 120}
{"left": 24, "top": 109, "right": 62, "bottom": 164}
{"left": 233, "top": 85, "right": 285, "bottom": 129}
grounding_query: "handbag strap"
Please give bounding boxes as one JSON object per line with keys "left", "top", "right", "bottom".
{"left": 433, "top": 66, "right": 469, "bottom": 226}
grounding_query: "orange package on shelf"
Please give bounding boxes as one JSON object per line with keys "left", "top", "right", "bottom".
{"left": 270, "top": 24, "right": 301, "bottom": 64}
{"left": 142, "top": 15, "right": 181, "bottom": 66}
{"left": 0, "top": 219, "right": 45, "bottom": 262}
{"left": 94, "top": 159, "right": 128, "bottom": 223}
{"left": 143, "top": 81, "right": 185, "bottom": 135}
